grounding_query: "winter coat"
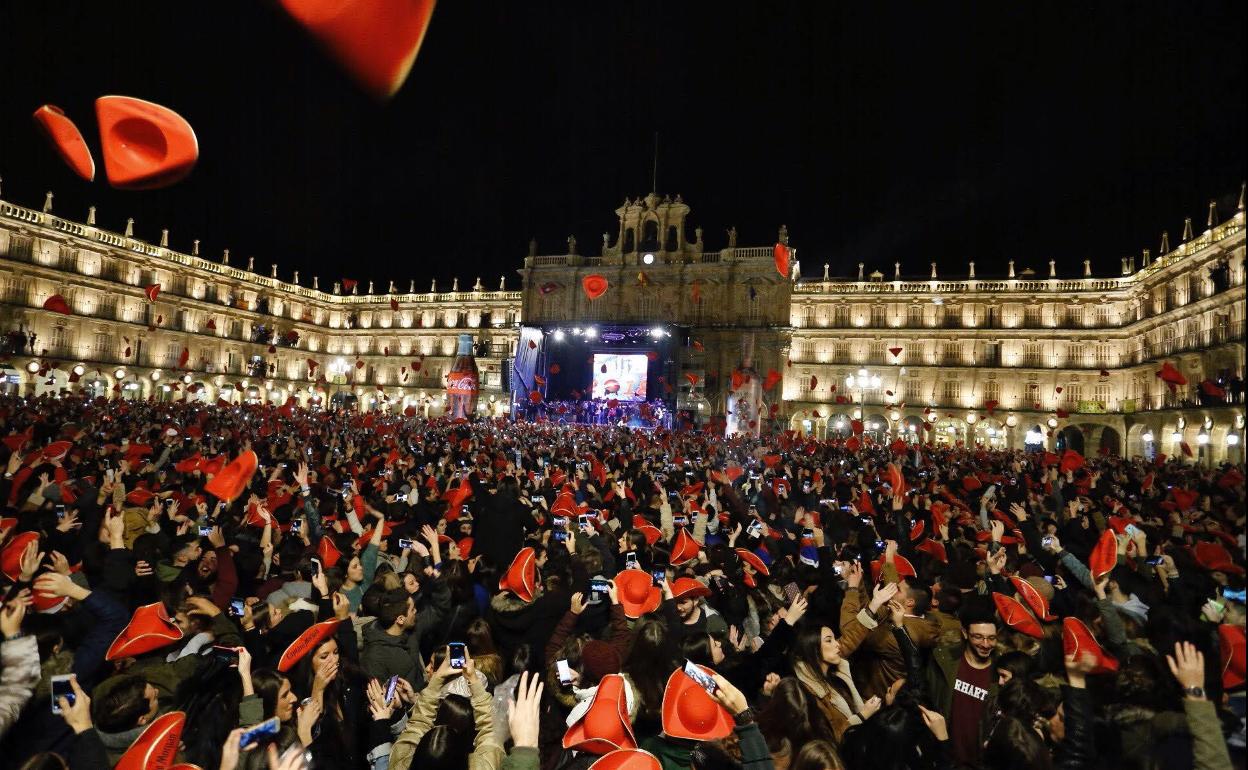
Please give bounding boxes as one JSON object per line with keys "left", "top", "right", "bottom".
{"left": 0, "top": 635, "right": 41, "bottom": 737}
{"left": 361, "top": 620, "right": 426, "bottom": 692}
{"left": 389, "top": 670, "right": 503, "bottom": 770}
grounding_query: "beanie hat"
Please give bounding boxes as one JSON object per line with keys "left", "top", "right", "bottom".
{"left": 581, "top": 640, "right": 623, "bottom": 682}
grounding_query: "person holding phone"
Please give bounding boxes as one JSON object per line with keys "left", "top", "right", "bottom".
{"left": 388, "top": 646, "right": 502, "bottom": 770}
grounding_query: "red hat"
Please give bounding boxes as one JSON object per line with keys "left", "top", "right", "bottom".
{"left": 457, "top": 537, "right": 474, "bottom": 559}
{"left": 588, "top": 749, "right": 661, "bottom": 770}
{"left": 106, "top": 602, "right": 184, "bottom": 661}
{"left": 992, "top": 592, "right": 1043, "bottom": 639}
{"left": 1171, "top": 487, "right": 1199, "bottom": 512}
{"left": 1010, "top": 576, "right": 1057, "bottom": 622}
{"left": 1088, "top": 528, "right": 1117, "bottom": 582}
{"left": 563, "top": 674, "right": 636, "bottom": 754}
{"left": 669, "top": 577, "right": 711, "bottom": 601}
{"left": 115, "top": 710, "right": 185, "bottom": 770}
{"left": 277, "top": 619, "right": 342, "bottom": 672}
{"left": 1219, "top": 624, "right": 1246, "bottom": 690}
{"left": 96, "top": 96, "right": 198, "bottom": 190}
{"left": 670, "top": 529, "right": 701, "bottom": 566}
{"left": 885, "top": 463, "right": 905, "bottom": 494}
{"left": 914, "top": 539, "right": 948, "bottom": 564}
{"left": 37, "top": 440, "right": 73, "bottom": 464}
{"left": 203, "top": 450, "right": 258, "bottom": 503}
{"left": 316, "top": 537, "right": 343, "bottom": 569}
{"left": 1193, "top": 541, "right": 1245, "bottom": 576}
{"left": 32, "top": 104, "right": 96, "bottom": 181}
{"left": 124, "top": 488, "right": 156, "bottom": 507}
{"left": 1, "top": 531, "right": 38, "bottom": 582}
{"left": 42, "top": 294, "right": 72, "bottom": 315}
{"left": 636, "top": 525, "right": 662, "bottom": 546}
{"left": 962, "top": 476, "right": 982, "bottom": 492}
{"left": 582, "top": 274, "right": 609, "bottom": 300}
{"left": 615, "top": 569, "right": 661, "bottom": 618}
{"left": 1062, "top": 617, "right": 1118, "bottom": 674}
{"left": 735, "top": 548, "right": 769, "bottom": 588}
{"left": 870, "top": 555, "right": 917, "bottom": 582}
{"left": 500, "top": 547, "right": 537, "bottom": 603}
{"left": 661, "top": 665, "right": 733, "bottom": 740}
{"left": 909, "top": 520, "right": 926, "bottom": 541}
{"left": 1058, "top": 449, "right": 1084, "bottom": 474}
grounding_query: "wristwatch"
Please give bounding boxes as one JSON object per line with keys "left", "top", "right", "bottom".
{"left": 733, "top": 707, "right": 756, "bottom": 726}
{"left": 1182, "top": 686, "right": 1205, "bottom": 699}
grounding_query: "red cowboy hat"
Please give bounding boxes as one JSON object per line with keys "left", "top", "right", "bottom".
{"left": 1193, "top": 541, "right": 1245, "bottom": 576}
{"left": 1058, "top": 449, "right": 1084, "bottom": 474}
{"left": 203, "top": 450, "right": 258, "bottom": 503}
{"left": 1171, "top": 487, "right": 1199, "bottom": 512}
{"left": 661, "top": 665, "right": 733, "bottom": 741}
{"left": 1010, "top": 576, "right": 1057, "bottom": 622}
{"left": 106, "top": 602, "right": 184, "bottom": 661}
{"left": 993, "top": 592, "right": 1044, "bottom": 639}
{"left": 773, "top": 242, "right": 790, "bottom": 277}
{"left": 962, "top": 475, "right": 982, "bottom": 492}
{"left": 885, "top": 463, "right": 905, "bottom": 494}
{"left": 1088, "top": 528, "right": 1118, "bottom": 582}
{"left": 316, "top": 536, "right": 343, "bottom": 569}
{"left": 96, "top": 96, "right": 198, "bottom": 190}
{"left": 669, "top": 577, "right": 711, "bottom": 601}
{"left": 670, "top": 529, "right": 701, "bottom": 566}
{"left": 735, "top": 548, "right": 770, "bottom": 588}
{"left": 914, "top": 539, "right": 948, "bottom": 564}
{"left": 115, "top": 711, "right": 186, "bottom": 770}
{"left": 588, "top": 749, "right": 661, "bottom": 770}
{"left": 1219, "top": 624, "right": 1246, "bottom": 690}
{"left": 36, "top": 440, "right": 73, "bottom": 464}
{"left": 582, "top": 274, "right": 609, "bottom": 300}
{"left": 870, "top": 555, "right": 917, "bottom": 582}
{"left": 1062, "top": 617, "right": 1118, "bottom": 674}
{"left": 277, "top": 619, "right": 342, "bottom": 672}
{"left": 500, "top": 547, "right": 537, "bottom": 603}
{"left": 636, "top": 525, "right": 662, "bottom": 546}
{"left": 615, "top": 569, "right": 661, "bottom": 619}
{"left": 563, "top": 674, "right": 636, "bottom": 754}
{"left": 457, "top": 537, "right": 474, "bottom": 559}
{"left": 0, "top": 531, "right": 38, "bottom": 582}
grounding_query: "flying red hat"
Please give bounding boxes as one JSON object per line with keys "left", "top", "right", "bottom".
{"left": 666, "top": 577, "right": 710, "bottom": 602}
{"left": 1088, "top": 528, "right": 1118, "bottom": 582}
{"left": 115, "top": 710, "right": 185, "bottom": 770}
{"left": 42, "top": 294, "right": 72, "bottom": 315}
{"left": 914, "top": 539, "right": 948, "bottom": 564}
{"left": 106, "top": 602, "right": 184, "bottom": 661}
{"left": 670, "top": 529, "right": 701, "bottom": 566}
{"left": 203, "top": 450, "right": 258, "bottom": 503}
{"left": 1171, "top": 487, "right": 1199, "bottom": 512}
{"left": 500, "top": 547, "right": 537, "bottom": 603}
{"left": 661, "top": 665, "right": 733, "bottom": 741}
{"left": 1219, "top": 623, "right": 1246, "bottom": 691}
{"left": 32, "top": 104, "right": 95, "bottom": 181}
{"left": 1, "top": 532, "right": 39, "bottom": 582}
{"left": 993, "top": 592, "right": 1044, "bottom": 639}
{"left": 615, "top": 569, "right": 661, "bottom": 618}
{"left": 1058, "top": 449, "right": 1084, "bottom": 474}
{"left": 457, "top": 537, "right": 474, "bottom": 560}
{"left": 563, "top": 673, "right": 637, "bottom": 754}
{"left": 1193, "top": 541, "right": 1245, "bottom": 576}
{"left": 636, "top": 524, "right": 662, "bottom": 546}
{"left": 582, "top": 274, "right": 609, "bottom": 300}
{"left": 1062, "top": 617, "right": 1118, "bottom": 674}
{"left": 277, "top": 619, "right": 342, "bottom": 672}
{"left": 1010, "top": 576, "right": 1057, "bottom": 622}
{"left": 588, "top": 749, "right": 661, "bottom": 770}
{"left": 96, "top": 96, "right": 198, "bottom": 190}
{"left": 773, "top": 242, "right": 790, "bottom": 278}
{"left": 316, "top": 536, "right": 343, "bottom": 569}
{"left": 870, "top": 555, "right": 917, "bottom": 582}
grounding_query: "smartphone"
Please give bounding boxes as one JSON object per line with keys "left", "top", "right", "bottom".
{"left": 801, "top": 528, "right": 815, "bottom": 540}
{"left": 651, "top": 569, "right": 666, "bottom": 587}
{"left": 50, "top": 675, "right": 75, "bottom": 714}
{"left": 552, "top": 516, "right": 568, "bottom": 528}
{"left": 395, "top": 493, "right": 408, "bottom": 502}
{"left": 1145, "top": 555, "right": 1165, "bottom": 566}
{"left": 199, "top": 526, "right": 214, "bottom": 537}
{"left": 553, "top": 530, "right": 568, "bottom": 543}
{"left": 448, "top": 642, "right": 467, "bottom": 669}
{"left": 874, "top": 540, "right": 886, "bottom": 550}
{"left": 556, "top": 658, "right": 575, "bottom": 685}
{"left": 398, "top": 538, "right": 415, "bottom": 550}
{"left": 747, "top": 519, "right": 764, "bottom": 538}
{"left": 590, "top": 578, "right": 611, "bottom": 602}
{"left": 673, "top": 515, "right": 688, "bottom": 528}
{"left": 1042, "top": 535, "right": 1055, "bottom": 549}
{"left": 310, "top": 558, "right": 322, "bottom": 577}
{"left": 625, "top": 552, "right": 639, "bottom": 570}
{"left": 211, "top": 645, "right": 240, "bottom": 666}
{"left": 578, "top": 514, "right": 591, "bottom": 529}
{"left": 1043, "top": 575, "right": 1055, "bottom": 584}
{"left": 1224, "top": 588, "right": 1247, "bottom": 603}
{"left": 55, "top": 504, "right": 66, "bottom": 520}
{"left": 683, "top": 660, "right": 718, "bottom": 694}
{"left": 783, "top": 582, "right": 801, "bottom": 604}
{"left": 291, "top": 519, "right": 302, "bottom": 534}
{"left": 1124, "top": 524, "right": 1139, "bottom": 537}
{"left": 384, "top": 675, "right": 400, "bottom": 704}
{"left": 228, "top": 598, "right": 245, "bottom": 617}
{"left": 238, "top": 717, "right": 281, "bottom": 749}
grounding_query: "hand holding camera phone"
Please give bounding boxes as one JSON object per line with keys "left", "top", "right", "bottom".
{"left": 448, "top": 642, "right": 467, "bottom": 669}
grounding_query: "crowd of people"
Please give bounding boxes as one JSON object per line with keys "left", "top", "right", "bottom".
{"left": 0, "top": 391, "right": 1242, "bottom": 770}
{"left": 511, "top": 398, "right": 675, "bottom": 430}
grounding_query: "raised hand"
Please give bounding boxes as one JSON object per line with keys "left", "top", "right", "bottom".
{"left": 868, "top": 581, "right": 901, "bottom": 614}
{"left": 508, "top": 671, "right": 544, "bottom": 748}
{"left": 1166, "top": 641, "right": 1206, "bottom": 698}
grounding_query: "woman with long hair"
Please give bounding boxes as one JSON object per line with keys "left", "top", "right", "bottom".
{"left": 756, "top": 677, "right": 836, "bottom": 770}
{"left": 622, "top": 618, "right": 678, "bottom": 737}
{"left": 287, "top": 631, "right": 369, "bottom": 767}
{"left": 789, "top": 619, "right": 880, "bottom": 745}
{"left": 389, "top": 646, "right": 502, "bottom": 770}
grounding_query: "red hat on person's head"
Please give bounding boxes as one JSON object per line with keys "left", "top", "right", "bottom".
{"left": 106, "top": 602, "right": 184, "bottom": 661}
{"left": 1088, "top": 529, "right": 1118, "bottom": 582}
{"left": 615, "top": 569, "right": 661, "bottom": 618}
{"left": 588, "top": 749, "right": 661, "bottom": 770}
{"left": 1062, "top": 617, "right": 1118, "bottom": 674}
{"left": 203, "top": 450, "right": 258, "bottom": 503}
{"left": 962, "top": 476, "right": 982, "bottom": 492}
{"left": 993, "top": 592, "right": 1044, "bottom": 639}
{"left": 563, "top": 674, "right": 636, "bottom": 754}
{"left": 1171, "top": 487, "right": 1199, "bottom": 512}
{"left": 636, "top": 525, "right": 662, "bottom": 546}
{"left": 669, "top": 577, "right": 711, "bottom": 601}
{"left": 1193, "top": 541, "right": 1245, "bottom": 576}
{"left": 457, "top": 537, "right": 474, "bottom": 559}
{"left": 1219, "top": 624, "right": 1246, "bottom": 690}
{"left": 1059, "top": 449, "right": 1084, "bottom": 474}
{"left": 661, "top": 665, "right": 733, "bottom": 741}
{"left": 32, "top": 584, "right": 69, "bottom": 614}
{"left": 1010, "top": 576, "right": 1057, "bottom": 621}
{"left": 735, "top": 548, "right": 769, "bottom": 588}
{"left": 670, "top": 529, "right": 701, "bottom": 566}
{"left": 500, "top": 547, "right": 537, "bottom": 603}
{"left": 1, "top": 531, "right": 38, "bottom": 582}
{"left": 37, "top": 440, "right": 73, "bottom": 464}
{"left": 277, "top": 619, "right": 342, "bottom": 672}
{"left": 115, "top": 710, "right": 185, "bottom": 770}
{"left": 914, "top": 539, "right": 948, "bottom": 564}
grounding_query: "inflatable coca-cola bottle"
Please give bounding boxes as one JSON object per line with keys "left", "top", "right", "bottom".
{"left": 446, "top": 333, "right": 480, "bottom": 419}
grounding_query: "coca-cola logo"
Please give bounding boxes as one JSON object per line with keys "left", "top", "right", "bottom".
{"left": 447, "top": 376, "right": 478, "bottom": 391}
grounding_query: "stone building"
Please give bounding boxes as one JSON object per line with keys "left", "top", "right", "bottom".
{"left": 1, "top": 183, "right": 1244, "bottom": 463}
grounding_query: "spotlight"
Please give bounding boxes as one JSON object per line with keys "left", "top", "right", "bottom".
{"left": 1142, "top": 431, "right": 1154, "bottom": 442}
{"left": 650, "top": 327, "right": 663, "bottom": 338}
{"left": 585, "top": 327, "right": 597, "bottom": 339}
{"left": 72, "top": 364, "right": 85, "bottom": 376}
{"left": 150, "top": 370, "right": 162, "bottom": 381}
{"left": 643, "top": 253, "right": 655, "bottom": 265}
{"left": 1228, "top": 434, "right": 1240, "bottom": 446}
{"left": 26, "top": 361, "right": 39, "bottom": 374}
{"left": 554, "top": 330, "right": 565, "bottom": 341}
{"left": 1197, "top": 433, "right": 1209, "bottom": 445}
{"left": 573, "top": 327, "right": 582, "bottom": 335}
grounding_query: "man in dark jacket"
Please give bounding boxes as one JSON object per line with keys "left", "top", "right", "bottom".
{"left": 924, "top": 604, "right": 999, "bottom": 769}
{"left": 474, "top": 477, "right": 537, "bottom": 569}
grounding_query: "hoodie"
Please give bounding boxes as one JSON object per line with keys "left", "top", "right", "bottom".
{"left": 360, "top": 620, "right": 426, "bottom": 691}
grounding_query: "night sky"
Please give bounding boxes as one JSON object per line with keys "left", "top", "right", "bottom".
{"left": 1, "top": 2, "right": 1243, "bottom": 288}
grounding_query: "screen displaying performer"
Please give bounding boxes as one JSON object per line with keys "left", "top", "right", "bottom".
{"left": 590, "top": 353, "right": 649, "bottom": 401}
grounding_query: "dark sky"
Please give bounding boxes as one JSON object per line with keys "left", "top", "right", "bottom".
{"left": 1, "top": 2, "right": 1244, "bottom": 287}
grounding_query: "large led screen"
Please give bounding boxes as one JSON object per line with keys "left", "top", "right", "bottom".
{"left": 590, "top": 353, "right": 649, "bottom": 401}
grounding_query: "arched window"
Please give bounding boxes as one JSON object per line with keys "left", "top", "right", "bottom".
{"left": 665, "top": 225, "right": 679, "bottom": 252}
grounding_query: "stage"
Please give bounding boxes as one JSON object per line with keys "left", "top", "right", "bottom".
{"left": 509, "top": 323, "right": 688, "bottom": 428}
